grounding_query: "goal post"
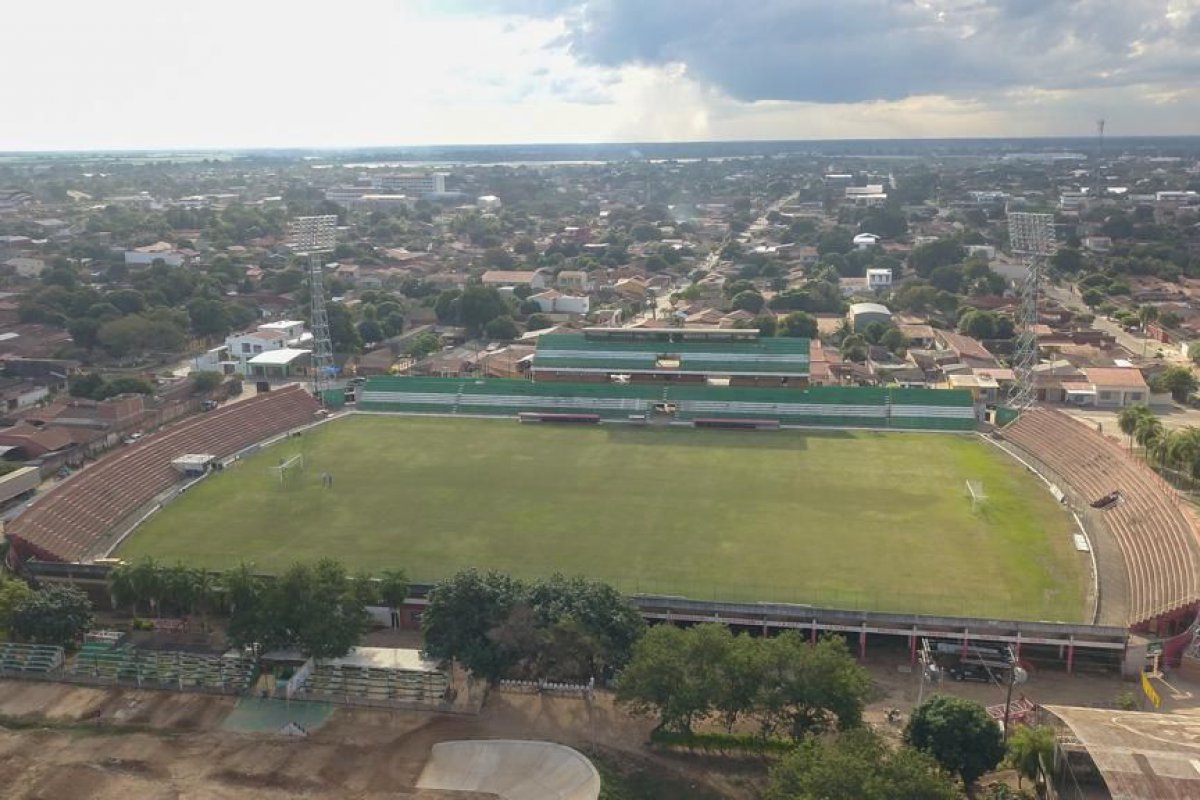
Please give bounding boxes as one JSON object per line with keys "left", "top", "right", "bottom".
{"left": 269, "top": 454, "right": 304, "bottom": 485}
{"left": 966, "top": 480, "right": 987, "bottom": 512}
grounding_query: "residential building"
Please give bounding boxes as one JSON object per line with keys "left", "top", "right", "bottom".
{"left": 865, "top": 267, "right": 892, "bottom": 292}
{"left": 481, "top": 270, "right": 549, "bottom": 291}
{"left": 124, "top": 241, "right": 185, "bottom": 267}
{"left": 224, "top": 320, "right": 311, "bottom": 375}
{"left": 1080, "top": 367, "right": 1149, "bottom": 408}
{"left": 529, "top": 290, "right": 590, "bottom": 316}
{"left": 555, "top": 270, "right": 592, "bottom": 293}
{"left": 848, "top": 302, "right": 892, "bottom": 331}
{"left": 2, "top": 257, "right": 45, "bottom": 278}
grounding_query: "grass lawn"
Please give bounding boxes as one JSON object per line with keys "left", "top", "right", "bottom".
{"left": 120, "top": 415, "right": 1087, "bottom": 621}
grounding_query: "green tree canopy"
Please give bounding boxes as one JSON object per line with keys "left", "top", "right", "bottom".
{"left": 10, "top": 584, "right": 93, "bottom": 647}
{"left": 767, "top": 729, "right": 961, "bottom": 800}
{"left": 905, "top": 695, "right": 1005, "bottom": 788}
{"left": 778, "top": 311, "right": 817, "bottom": 338}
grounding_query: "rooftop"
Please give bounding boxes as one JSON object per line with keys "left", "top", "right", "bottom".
{"left": 247, "top": 348, "right": 311, "bottom": 366}
{"left": 533, "top": 331, "right": 810, "bottom": 377}
{"left": 1084, "top": 367, "right": 1149, "bottom": 389}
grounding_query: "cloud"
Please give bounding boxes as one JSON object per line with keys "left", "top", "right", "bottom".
{"left": 500, "top": 0, "right": 1200, "bottom": 104}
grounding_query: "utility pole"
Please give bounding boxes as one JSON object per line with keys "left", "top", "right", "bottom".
{"left": 1002, "top": 645, "right": 1029, "bottom": 742}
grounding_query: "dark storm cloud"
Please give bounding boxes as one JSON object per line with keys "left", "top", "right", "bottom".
{"left": 483, "top": 0, "right": 1200, "bottom": 103}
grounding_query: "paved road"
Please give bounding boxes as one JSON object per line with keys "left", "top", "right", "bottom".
{"left": 1041, "top": 281, "right": 1182, "bottom": 361}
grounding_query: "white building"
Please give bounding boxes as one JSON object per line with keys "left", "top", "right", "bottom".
{"left": 224, "top": 320, "right": 312, "bottom": 375}
{"left": 372, "top": 173, "right": 447, "bottom": 195}
{"left": 125, "top": 242, "right": 185, "bottom": 267}
{"left": 529, "top": 290, "right": 590, "bottom": 316}
{"left": 2, "top": 257, "right": 45, "bottom": 277}
{"left": 865, "top": 268, "right": 893, "bottom": 292}
{"left": 845, "top": 186, "right": 888, "bottom": 207}
{"left": 1059, "top": 191, "right": 1088, "bottom": 211}
{"left": 477, "top": 195, "right": 502, "bottom": 212}
{"left": 853, "top": 233, "right": 880, "bottom": 250}
{"left": 966, "top": 245, "right": 996, "bottom": 260}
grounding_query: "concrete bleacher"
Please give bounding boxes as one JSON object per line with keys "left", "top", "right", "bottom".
{"left": 357, "top": 377, "right": 976, "bottom": 431}
{"left": 302, "top": 661, "right": 449, "bottom": 706}
{"left": 6, "top": 385, "right": 321, "bottom": 562}
{"left": 1002, "top": 409, "right": 1200, "bottom": 626}
{"left": 0, "top": 643, "right": 65, "bottom": 676}
{"left": 68, "top": 641, "right": 255, "bottom": 692}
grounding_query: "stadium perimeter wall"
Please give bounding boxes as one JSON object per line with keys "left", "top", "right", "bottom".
{"left": 356, "top": 376, "right": 977, "bottom": 431}
{"left": 25, "top": 562, "right": 1132, "bottom": 675}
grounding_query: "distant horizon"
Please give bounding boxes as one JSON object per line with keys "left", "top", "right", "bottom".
{"left": 4, "top": 133, "right": 1200, "bottom": 159}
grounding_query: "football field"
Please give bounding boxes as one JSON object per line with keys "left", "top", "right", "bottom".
{"left": 120, "top": 415, "right": 1087, "bottom": 621}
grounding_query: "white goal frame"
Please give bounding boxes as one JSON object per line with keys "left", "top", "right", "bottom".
{"left": 270, "top": 454, "right": 304, "bottom": 485}
{"left": 966, "top": 480, "right": 987, "bottom": 511}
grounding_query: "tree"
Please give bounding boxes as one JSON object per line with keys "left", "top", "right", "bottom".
{"left": 1134, "top": 414, "right": 1164, "bottom": 450}
{"left": 778, "top": 311, "right": 817, "bottom": 338}
{"left": 616, "top": 624, "right": 708, "bottom": 733}
{"left": 1118, "top": 405, "right": 1154, "bottom": 451}
{"left": 10, "top": 584, "right": 93, "bottom": 647}
{"left": 910, "top": 240, "right": 966, "bottom": 277}
{"left": 405, "top": 332, "right": 442, "bottom": 360}
{"left": 1151, "top": 365, "right": 1198, "bottom": 402}
{"left": 731, "top": 290, "right": 765, "bottom": 314}
{"left": 459, "top": 285, "right": 510, "bottom": 335}
{"left": 1188, "top": 342, "right": 1200, "bottom": 363}
{"left": 484, "top": 315, "right": 519, "bottom": 341}
{"left": 0, "top": 574, "right": 33, "bottom": 633}
{"left": 767, "top": 729, "right": 961, "bottom": 800}
{"left": 269, "top": 559, "right": 372, "bottom": 660}
{"left": 378, "top": 569, "right": 409, "bottom": 611}
{"left": 327, "top": 303, "right": 361, "bottom": 353}
{"left": 817, "top": 228, "right": 854, "bottom": 256}
{"left": 1050, "top": 248, "right": 1083, "bottom": 273}
{"left": 881, "top": 327, "right": 908, "bottom": 353}
{"left": 69, "top": 372, "right": 107, "bottom": 399}
{"left": 905, "top": 695, "right": 1005, "bottom": 788}
{"left": 423, "top": 569, "right": 527, "bottom": 681}
{"left": 1006, "top": 724, "right": 1056, "bottom": 789}
{"left": 754, "top": 314, "right": 778, "bottom": 337}
{"left": 526, "top": 313, "right": 554, "bottom": 331}
{"left": 354, "top": 319, "right": 382, "bottom": 345}
{"left": 757, "top": 634, "right": 872, "bottom": 740}
{"left": 68, "top": 317, "right": 101, "bottom": 351}
{"left": 959, "top": 310, "right": 998, "bottom": 340}
{"left": 222, "top": 562, "right": 267, "bottom": 651}
{"left": 190, "top": 370, "right": 223, "bottom": 393}
{"left": 186, "top": 297, "right": 232, "bottom": 338}
{"left": 434, "top": 289, "right": 462, "bottom": 324}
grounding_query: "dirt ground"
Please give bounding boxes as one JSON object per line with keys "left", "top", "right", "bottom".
{"left": 0, "top": 658, "right": 1190, "bottom": 800}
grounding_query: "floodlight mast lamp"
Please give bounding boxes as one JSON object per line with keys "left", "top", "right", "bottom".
{"left": 288, "top": 215, "right": 338, "bottom": 399}
{"left": 1005, "top": 211, "right": 1056, "bottom": 410}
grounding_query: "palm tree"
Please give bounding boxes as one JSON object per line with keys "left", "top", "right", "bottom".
{"left": 1117, "top": 405, "right": 1153, "bottom": 452}
{"left": 129, "top": 557, "right": 164, "bottom": 618}
{"left": 1006, "top": 725, "right": 1056, "bottom": 789}
{"left": 1134, "top": 415, "right": 1164, "bottom": 451}
{"left": 1138, "top": 304, "right": 1159, "bottom": 333}
{"left": 191, "top": 568, "right": 216, "bottom": 631}
{"left": 108, "top": 561, "right": 137, "bottom": 615}
{"left": 164, "top": 562, "right": 195, "bottom": 618}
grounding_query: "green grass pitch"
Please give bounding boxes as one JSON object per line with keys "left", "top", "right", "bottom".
{"left": 120, "top": 415, "right": 1088, "bottom": 621}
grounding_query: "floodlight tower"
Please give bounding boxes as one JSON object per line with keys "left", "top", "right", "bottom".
{"left": 1093, "top": 118, "right": 1106, "bottom": 199}
{"left": 1006, "top": 211, "right": 1057, "bottom": 409}
{"left": 288, "top": 215, "right": 338, "bottom": 399}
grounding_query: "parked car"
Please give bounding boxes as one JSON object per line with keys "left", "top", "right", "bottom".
{"left": 948, "top": 662, "right": 1001, "bottom": 683}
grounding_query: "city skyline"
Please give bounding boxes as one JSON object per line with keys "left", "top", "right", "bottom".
{"left": 3, "top": 0, "right": 1198, "bottom": 151}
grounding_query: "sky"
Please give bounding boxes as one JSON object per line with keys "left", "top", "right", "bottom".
{"left": 3, "top": 0, "right": 1198, "bottom": 150}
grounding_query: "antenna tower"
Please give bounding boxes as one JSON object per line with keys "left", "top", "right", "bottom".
{"left": 1006, "top": 211, "right": 1056, "bottom": 409}
{"left": 1094, "top": 118, "right": 1106, "bottom": 198}
{"left": 288, "top": 215, "right": 338, "bottom": 399}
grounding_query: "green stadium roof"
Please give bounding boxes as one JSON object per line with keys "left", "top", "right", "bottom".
{"left": 532, "top": 332, "right": 811, "bottom": 377}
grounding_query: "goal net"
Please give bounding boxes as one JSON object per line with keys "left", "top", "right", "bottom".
{"left": 269, "top": 454, "right": 304, "bottom": 485}
{"left": 966, "top": 480, "right": 987, "bottom": 511}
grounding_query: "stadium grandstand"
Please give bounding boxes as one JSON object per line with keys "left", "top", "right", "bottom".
{"left": 531, "top": 327, "right": 811, "bottom": 386}
{"left": 997, "top": 408, "right": 1200, "bottom": 660}
{"left": 4, "top": 385, "right": 320, "bottom": 564}
{"left": 356, "top": 376, "right": 977, "bottom": 431}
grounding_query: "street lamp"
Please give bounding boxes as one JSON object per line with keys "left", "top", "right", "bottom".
{"left": 1002, "top": 646, "right": 1029, "bottom": 742}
